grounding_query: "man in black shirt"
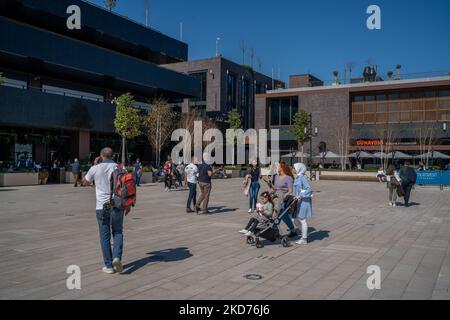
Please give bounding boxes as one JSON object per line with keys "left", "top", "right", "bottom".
{"left": 196, "top": 153, "right": 213, "bottom": 214}
{"left": 399, "top": 161, "right": 417, "bottom": 207}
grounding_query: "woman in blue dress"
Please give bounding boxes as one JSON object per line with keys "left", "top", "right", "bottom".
{"left": 292, "top": 163, "right": 313, "bottom": 245}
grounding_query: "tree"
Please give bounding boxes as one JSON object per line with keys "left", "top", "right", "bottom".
{"left": 104, "top": 0, "right": 117, "bottom": 12}
{"left": 387, "top": 71, "right": 394, "bottom": 80}
{"left": 227, "top": 109, "right": 242, "bottom": 131}
{"left": 145, "top": 98, "right": 176, "bottom": 167}
{"left": 416, "top": 122, "right": 438, "bottom": 169}
{"left": 334, "top": 109, "right": 350, "bottom": 171}
{"left": 332, "top": 70, "right": 339, "bottom": 85}
{"left": 239, "top": 39, "right": 247, "bottom": 65}
{"left": 249, "top": 48, "right": 255, "bottom": 69}
{"left": 0, "top": 72, "right": 4, "bottom": 85}
{"left": 396, "top": 64, "right": 402, "bottom": 80}
{"left": 114, "top": 93, "right": 141, "bottom": 165}
{"left": 290, "top": 110, "right": 310, "bottom": 163}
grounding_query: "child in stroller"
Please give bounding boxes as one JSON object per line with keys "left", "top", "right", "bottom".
{"left": 240, "top": 192, "right": 297, "bottom": 248}
{"left": 239, "top": 191, "right": 274, "bottom": 237}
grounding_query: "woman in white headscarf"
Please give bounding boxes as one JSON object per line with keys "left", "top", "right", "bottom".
{"left": 292, "top": 163, "right": 313, "bottom": 245}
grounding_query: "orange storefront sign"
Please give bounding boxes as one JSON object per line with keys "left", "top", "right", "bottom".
{"left": 356, "top": 140, "right": 383, "bottom": 147}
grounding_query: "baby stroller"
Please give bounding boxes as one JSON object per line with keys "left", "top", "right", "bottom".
{"left": 246, "top": 196, "right": 298, "bottom": 249}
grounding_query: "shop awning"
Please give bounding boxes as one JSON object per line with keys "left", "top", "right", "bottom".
{"left": 348, "top": 151, "right": 375, "bottom": 159}
{"left": 414, "top": 151, "right": 450, "bottom": 159}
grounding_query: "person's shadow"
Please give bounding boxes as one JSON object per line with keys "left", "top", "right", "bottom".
{"left": 307, "top": 228, "right": 330, "bottom": 243}
{"left": 207, "top": 206, "right": 239, "bottom": 214}
{"left": 122, "top": 247, "right": 192, "bottom": 275}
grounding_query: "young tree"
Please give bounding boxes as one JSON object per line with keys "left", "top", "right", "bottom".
{"left": 416, "top": 122, "right": 438, "bottom": 169}
{"left": 332, "top": 70, "right": 339, "bottom": 85}
{"left": 240, "top": 39, "right": 247, "bottom": 65}
{"left": 114, "top": 93, "right": 141, "bottom": 165}
{"left": 145, "top": 98, "right": 176, "bottom": 167}
{"left": 104, "top": 0, "right": 117, "bottom": 12}
{"left": 290, "top": 110, "right": 310, "bottom": 163}
{"left": 387, "top": 71, "right": 394, "bottom": 80}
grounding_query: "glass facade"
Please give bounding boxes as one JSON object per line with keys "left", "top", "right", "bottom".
{"left": 226, "top": 73, "right": 237, "bottom": 111}
{"left": 189, "top": 72, "right": 207, "bottom": 102}
{"left": 268, "top": 96, "right": 299, "bottom": 126}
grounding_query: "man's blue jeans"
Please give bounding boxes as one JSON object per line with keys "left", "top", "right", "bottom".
{"left": 249, "top": 181, "right": 260, "bottom": 210}
{"left": 134, "top": 172, "right": 141, "bottom": 186}
{"left": 186, "top": 182, "right": 197, "bottom": 209}
{"left": 96, "top": 207, "right": 124, "bottom": 268}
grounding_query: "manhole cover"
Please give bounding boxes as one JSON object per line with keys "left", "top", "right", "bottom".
{"left": 244, "top": 274, "right": 263, "bottom": 281}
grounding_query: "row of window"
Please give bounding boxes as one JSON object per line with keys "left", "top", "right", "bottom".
{"left": 269, "top": 97, "right": 299, "bottom": 126}
{"left": 353, "top": 89, "right": 450, "bottom": 102}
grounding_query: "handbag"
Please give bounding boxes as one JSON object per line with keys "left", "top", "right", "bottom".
{"left": 396, "top": 184, "right": 405, "bottom": 197}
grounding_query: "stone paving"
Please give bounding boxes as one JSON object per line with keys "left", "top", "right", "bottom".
{"left": 0, "top": 178, "right": 449, "bottom": 300}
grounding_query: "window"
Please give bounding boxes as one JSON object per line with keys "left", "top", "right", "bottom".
{"left": 270, "top": 100, "right": 280, "bottom": 126}
{"left": 291, "top": 97, "right": 299, "bottom": 119}
{"left": 281, "top": 99, "right": 291, "bottom": 125}
{"left": 354, "top": 96, "right": 364, "bottom": 102}
{"left": 226, "top": 73, "right": 237, "bottom": 111}
{"left": 240, "top": 79, "right": 250, "bottom": 128}
{"left": 439, "top": 90, "right": 450, "bottom": 97}
{"left": 189, "top": 72, "right": 207, "bottom": 102}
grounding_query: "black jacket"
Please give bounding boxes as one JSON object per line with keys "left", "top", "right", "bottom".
{"left": 399, "top": 166, "right": 417, "bottom": 184}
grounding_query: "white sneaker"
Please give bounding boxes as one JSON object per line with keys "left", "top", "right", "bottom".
{"left": 238, "top": 229, "right": 248, "bottom": 234}
{"left": 393, "top": 203, "right": 397, "bottom": 207}
{"left": 112, "top": 258, "right": 123, "bottom": 273}
{"left": 245, "top": 231, "right": 254, "bottom": 237}
{"left": 296, "top": 238, "right": 308, "bottom": 245}
{"left": 102, "top": 266, "right": 115, "bottom": 274}
{"left": 388, "top": 202, "right": 393, "bottom": 206}
{"left": 248, "top": 209, "right": 253, "bottom": 213}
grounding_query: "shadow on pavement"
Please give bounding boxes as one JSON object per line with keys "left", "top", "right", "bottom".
{"left": 122, "top": 247, "right": 193, "bottom": 275}
{"left": 0, "top": 188, "right": 18, "bottom": 192}
{"left": 208, "top": 206, "right": 239, "bottom": 214}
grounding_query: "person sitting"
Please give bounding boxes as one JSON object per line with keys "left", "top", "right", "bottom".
{"left": 238, "top": 191, "right": 274, "bottom": 237}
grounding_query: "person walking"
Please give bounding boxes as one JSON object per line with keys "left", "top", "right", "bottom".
{"left": 176, "top": 161, "right": 185, "bottom": 189}
{"left": 164, "top": 156, "right": 175, "bottom": 191}
{"left": 83, "top": 147, "right": 131, "bottom": 274}
{"left": 292, "top": 163, "right": 312, "bottom": 245}
{"left": 272, "top": 161, "right": 297, "bottom": 237}
{"left": 185, "top": 156, "right": 198, "bottom": 213}
{"left": 386, "top": 165, "right": 401, "bottom": 207}
{"left": 196, "top": 153, "right": 213, "bottom": 214}
{"left": 246, "top": 160, "right": 261, "bottom": 213}
{"left": 133, "top": 158, "right": 142, "bottom": 187}
{"left": 71, "top": 158, "right": 82, "bottom": 187}
{"left": 399, "top": 161, "right": 417, "bottom": 207}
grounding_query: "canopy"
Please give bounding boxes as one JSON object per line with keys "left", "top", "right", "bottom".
{"left": 373, "top": 152, "right": 387, "bottom": 158}
{"left": 348, "top": 151, "right": 374, "bottom": 159}
{"left": 414, "top": 151, "right": 450, "bottom": 159}
{"left": 314, "top": 151, "right": 344, "bottom": 159}
{"left": 389, "top": 151, "right": 413, "bottom": 159}
{"left": 281, "top": 151, "right": 310, "bottom": 159}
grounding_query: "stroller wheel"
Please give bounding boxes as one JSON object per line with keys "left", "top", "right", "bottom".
{"left": 255, "top": 239, "right": 264, "bottom": 249}
{"left": 246, "top": 236, "right": 255, "bottom": 245}
{"left": 281, "top": 236, "right": 290, "bottom": 247}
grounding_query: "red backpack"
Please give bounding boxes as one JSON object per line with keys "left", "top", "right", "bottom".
{"left": 110, "top": 167, "right": 136, "bottom": 210}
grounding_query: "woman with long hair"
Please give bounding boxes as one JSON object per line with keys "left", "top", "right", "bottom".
{"left": 272, "top": 161, "right": 296, "bottom": 237}
{"left": 386, "top": 164, "right": 401, "bottom": 207}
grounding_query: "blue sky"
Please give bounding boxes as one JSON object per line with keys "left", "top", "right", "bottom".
{"left": 90, "top": 0, "right": 450, "bottom": 83}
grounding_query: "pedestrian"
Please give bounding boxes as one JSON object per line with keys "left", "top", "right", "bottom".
{"left": 386, "top": 164, "right": 401, "bottom": 207}
{"left": 176, "top": 160, "right": 185, "bottom": 188}
{"left": 196, "top": 153, "right": 213, "bottom": 214}
{"left": 133, "top": 158, "right": 142, "bottom": 187}
{"left": 71, "top": 158, "right": 82, "bottom": 187}
{"left": 376, "top": 167, "right": 386, "bottom": 182}
{"left": 184, "top": 156, "right": 198, "bottom": 213}
{"left": 272, "top": 161, "right": 297, "bottom": 237}
{"left": 164, "top": 156, "right": 175, "bottom": 191}
{"left": 292, "top": 163, "right": 312, "bottom": 245}
{"left": 246, "top": 160, "right": 261, "bottom": 213}
{"left": 399, "top": 161, "right": 417, "bottom": 207}
{"left": 83, "top": 147, "right": 131, "bottom": 274}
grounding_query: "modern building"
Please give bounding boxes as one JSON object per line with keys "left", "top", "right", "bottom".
{"left": 162, "top": 56, "right": 284, "bottom": 129}
{"left": 0, "top": 0, "right": 199, "bottom": 164}
{"left": 255, "top": 75, "right": 450, "bottom": 159}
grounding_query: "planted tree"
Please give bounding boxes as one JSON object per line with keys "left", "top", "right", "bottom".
{"left": 396, "top": 64, "right": 402, "bottom": 80}
{"left": 333, "top": 70, "right": 339, "bottom": 85}
{"left": 387, "top": 71, "right": 394, "bottom": 80}
{"left": 104, "top": 0, "right": 117, "bottom": 11}
{"left": 290, "top": 110, "right": 310, "bottom": 163}
{"left": 145, "top": 98, "right": 176, "bottom": 167}
{"left": 114, "top": 93, "right": 141, "bottom": 165}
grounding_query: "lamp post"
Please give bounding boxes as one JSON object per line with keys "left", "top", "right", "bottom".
{"left": 304, "top": 113, "right": 318, "bottom": 178}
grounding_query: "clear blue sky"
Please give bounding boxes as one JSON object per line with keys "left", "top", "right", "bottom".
{"left": 90, "top": 0, "right": 450, "bottom": 83}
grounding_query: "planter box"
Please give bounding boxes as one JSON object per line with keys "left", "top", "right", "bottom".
{"left": 0, "top": 172, "right": 39, "bottom": 187}
{"left": 140, "top": 172, "right": 153, "bottom": 184}
{"left": 319, "top": 171, "right": 377, "bottom": 182}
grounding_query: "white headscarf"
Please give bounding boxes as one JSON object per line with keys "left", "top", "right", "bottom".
{"left": 294, "top": 163, "right": 307, "bottom": 176}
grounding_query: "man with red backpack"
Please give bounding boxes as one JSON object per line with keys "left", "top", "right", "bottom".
{"left": 83, "top": 147, "right": 136, "bottom": 274}
{"left": 164, "top": 155, "right": 175, "bottom": 192}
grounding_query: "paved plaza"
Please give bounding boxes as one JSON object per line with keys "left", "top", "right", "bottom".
{"left": 0, "top": 178, "right": 450, "bottom": 300}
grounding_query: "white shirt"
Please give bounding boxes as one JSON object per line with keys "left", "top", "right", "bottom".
{"left": 185, "top": 163, "right": 198, "bottom": 184}
{"left": 84, "top": 161, "right": 117, "bottom": 210}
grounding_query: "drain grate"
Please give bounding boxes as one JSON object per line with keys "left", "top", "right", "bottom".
{"left": 244, "top": 274, "right": 263, "bottom": 281}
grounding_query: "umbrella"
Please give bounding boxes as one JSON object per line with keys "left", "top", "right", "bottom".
{"left": 348, "top": 151, "right": 374, "bottom": 159}
{"left": 373, "top": 152, "right": 387, "bottom": 159}
{"left": 281, "top": 151, "right": 310, "bottom": 159}
{"left": 414, "top": 151, "right": 450, "bottom": 160}
{"left": 389, "top": 151, "right": 413, "bottom": 159}
{"left": 314, "top": 151, "right": 344, "bottom": 159}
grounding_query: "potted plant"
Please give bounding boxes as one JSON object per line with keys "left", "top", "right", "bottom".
{"left": 39, "top": 170, "right": 49, "bottom": 185}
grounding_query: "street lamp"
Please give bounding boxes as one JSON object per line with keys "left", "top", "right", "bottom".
{"left": 304, "top": 113, "right": 318, "bottom": 178}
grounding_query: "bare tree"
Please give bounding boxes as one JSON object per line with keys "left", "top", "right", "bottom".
{"left": 416, "top": 122, "right": 438, "bottom": 168}
{"left": 145, "top": 98, "right": 176, "bottom": 167}
{"left": 257, "top": 57, "right": 262, "bottom": 72}
{"left": 240, "top": 39, "right": 247, "bottom": 65}
{"left": 371, "top": 124, "right": 398, "bottom": 171}
{"left": 249, "top": 48, "right": 255, "bottom": 69}
{"left": 334, "top": 109, "right": 350, "bottom": 170}
{"left": 179, "top": 111, "right": 218, "bottom": 149}
{"left": 345, "top": 62, "right": 354, "bottom": 83}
